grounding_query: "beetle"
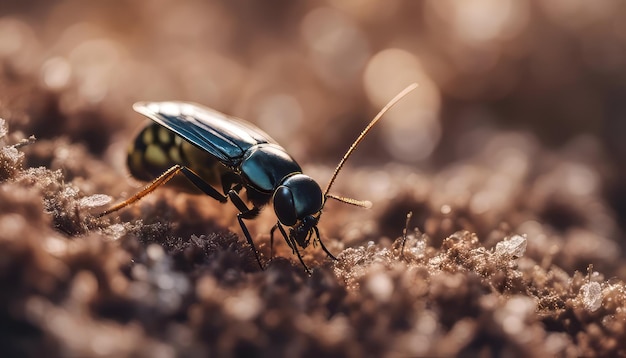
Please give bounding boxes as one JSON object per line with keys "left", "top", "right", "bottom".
{"left": 100, "top": 83, "right": 418, "bottom": 273}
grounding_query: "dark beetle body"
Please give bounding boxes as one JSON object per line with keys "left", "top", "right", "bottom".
{"left": 127, "top": 122, "right": 305, "bottom": 209}
{"left": 128, "top": 122, "right": 228, "bottom": 190}
{"left": 126, "top": 102, "right": 328, "bottom": 269}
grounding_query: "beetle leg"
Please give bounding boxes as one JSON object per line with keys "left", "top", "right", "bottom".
{"left": 270, "top": 221, "right": 296, "bottom": 257}
{"left": 228, "top": 190, "right": 263, "bottom": 270}
{"left": 228, "top": 190, "right": 261, "bottom": 219}
{"left": 179, "top": 166, "right": 228, "bottom": 203}
{"left": 236, "top": 213, "right": 263, "bottom": 270}
{"left": 314, "top": 226, "right": 337, "bottom": 261}
{"left": 269, "top": 224, "right": 277, "bottom": 259}
{"left": 221, "top": 171, "right": 242, "bottom": 195}
{"left": 269, "top": 222, "right": 300, "bottom": 258}
{"left": 99, "top": 164, "right": 227, "bottom": 217}
{"left": 270, "top": 222, "right": 294, "bottom": 259}
{"left": 276, "top": 223, "right": 311, "bottom": 274}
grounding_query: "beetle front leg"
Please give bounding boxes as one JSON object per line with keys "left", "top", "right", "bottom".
{"left": 271, "top": 222, "right": 296, "bottom": 257}
{"left": 270, "top": 222, "right": 294, "bottom": 259}
{"left": 269, "top": 224, "right": 276, "bottom": 259}
{"left": 276, "top": 223, "right": 311, "bottom": 274}
{"left": 314, "top": 226, "right": 337, "bottom": 261}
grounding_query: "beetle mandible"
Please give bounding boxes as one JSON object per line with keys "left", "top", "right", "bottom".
{"left": 100, "top": 83, "right": 418, "bottom": 273}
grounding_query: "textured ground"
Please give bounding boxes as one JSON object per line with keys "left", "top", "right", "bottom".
{"left": 1, "top": 1, "right": 626, "bottom": 357}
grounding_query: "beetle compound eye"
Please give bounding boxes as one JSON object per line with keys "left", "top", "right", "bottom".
{"left": 273, "top": 186, "right": 297, "bottom": 226}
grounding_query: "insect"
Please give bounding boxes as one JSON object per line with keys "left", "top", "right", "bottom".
{"left": 100, "top": 83, "right": 418, "bottom": 273}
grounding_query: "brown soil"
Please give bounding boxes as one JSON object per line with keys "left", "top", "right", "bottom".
{"left": 1, "top": 1, "right": 626, "bottom": 357}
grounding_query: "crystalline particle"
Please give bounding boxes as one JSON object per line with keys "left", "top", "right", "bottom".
{"left": 78, "top": 194, "right": 112, "bottom": 208}
{"left": 580, "top": 282, "right": 602, "bottom": 312}
{"left": 0, "top": 118, "right": 7, "bottom": 139}
{"left": 495, "top": 234, "right": 527, "bottom": 258}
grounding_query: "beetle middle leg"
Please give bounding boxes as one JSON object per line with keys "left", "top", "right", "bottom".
{"left": 228, "top": 190, "right": 264, "bottom": 270}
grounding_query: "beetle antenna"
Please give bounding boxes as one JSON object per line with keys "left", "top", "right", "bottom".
{"left": 325, "top": 193, "right": 372, "bottom": 209}
{"left": 322, "top": 83, "right": 419, "bottom": 202}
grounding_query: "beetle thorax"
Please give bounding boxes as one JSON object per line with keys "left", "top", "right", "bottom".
{"left": 240, "top": 144, "right": 302, "bottom": 193}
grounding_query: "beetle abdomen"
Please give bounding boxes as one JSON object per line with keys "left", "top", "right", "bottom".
{"left": 127, "top": 123, "right": 227, "bottom": 190}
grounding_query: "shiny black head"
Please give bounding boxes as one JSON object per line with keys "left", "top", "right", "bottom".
{"left": 273, "top": 173, "right": 323, "bottom": 248}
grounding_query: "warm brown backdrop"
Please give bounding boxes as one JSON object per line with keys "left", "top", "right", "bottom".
{"left": 1, "top": 1, "right": 626, "bottom": 356}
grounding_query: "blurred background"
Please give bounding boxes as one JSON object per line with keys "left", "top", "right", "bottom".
{"left": 1, "top": 0, "right": 625, "bottom": 271}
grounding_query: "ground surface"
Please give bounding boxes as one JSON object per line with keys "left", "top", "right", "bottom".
{"left": 1, "top": 1, "right": 626, "bottom": 357}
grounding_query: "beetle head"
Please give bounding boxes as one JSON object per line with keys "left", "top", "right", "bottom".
{"left": 273, "top": 173, "right": 323, "bottom": 247}
{"left": 289, "top": 214, "right": 319, "bottom": 248}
